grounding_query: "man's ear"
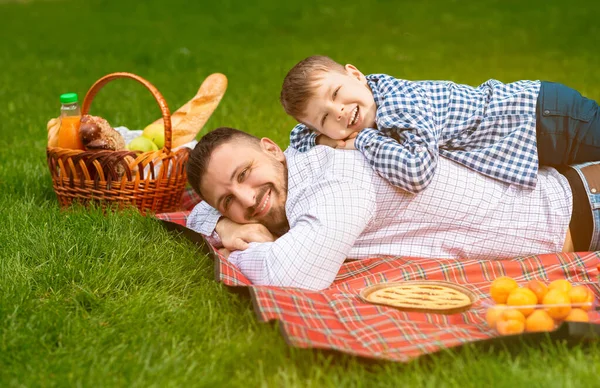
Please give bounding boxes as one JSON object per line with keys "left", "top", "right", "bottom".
{"left": 344, "top": 64, "right": 367, "bottom": 83}
{"left": 260, "top": 138, "right": 285, "bottom": 162}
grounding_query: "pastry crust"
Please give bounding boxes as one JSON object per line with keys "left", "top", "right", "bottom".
{"left": 366, "top": 283, "right": 473, "bottom": 310}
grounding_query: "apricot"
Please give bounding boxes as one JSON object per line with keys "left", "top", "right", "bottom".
{"left": 568, "top": 286, "right": 593, "bottom": 311}
{"left": 525, "top": 309, "right": 555, "bottom": 332}
{"left": 543, "top": 289, "right": 572, "bottom": 320}
{"left": 496, "top": 310, "right": 526, "bottom": 335}
{"left": 526, "top": 280, "right": 548, "bottom": 304}
{"left": 485, "top": 304, "right": 507, "bottom": 329}
{"left": 564, "top": 308, "right": 590, "bottom": 322}
{"left": 548, "top": 279, "right": 572, "bottom": 294}
{"left": 506, "top": 287, "right": 538, "bottom": 316}
{"left": 490, "top": 276, "right": 518, "bottom": 304}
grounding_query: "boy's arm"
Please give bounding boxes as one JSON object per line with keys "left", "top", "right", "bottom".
{"left": 289, "top": 123, "right": 318, "bottom": 152}
{"left": 354, "top": 123, "right": 439, "bottom": 194}
{"left": 353, "top": 83, "right": 441, "bottom": 193}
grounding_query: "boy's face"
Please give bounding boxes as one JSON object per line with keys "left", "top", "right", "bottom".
{"left": 300, "top": 64, "right": 377, "bottom": 140}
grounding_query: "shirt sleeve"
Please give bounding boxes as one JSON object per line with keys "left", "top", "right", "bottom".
{"left": 227, "top": 180, "right": 376, "bottom": 291}
{"left": 289, "top": 123, "right": 318, "bottom": 152}
{"left": 186, "top": 201, "right": 223, "bottom": 247}
{"left": 354, "top": 82, "right": 440, "bottom": 193}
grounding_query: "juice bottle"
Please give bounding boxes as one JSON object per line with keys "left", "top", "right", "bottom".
{"left": 57, "top": 92, "right": 85, "bottom": 150}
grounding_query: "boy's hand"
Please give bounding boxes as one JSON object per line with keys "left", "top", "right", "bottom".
{"left": 338, "top": 132, "right": 358, "bottom": 150}
{"left": 339, "top": 138, "right": 357, "bottom": 150}
{"left": 316, "top": 134, "right": 345, "bottom": 148}
{"left": 215, "top": 218, "right": 276, "bottom": 251}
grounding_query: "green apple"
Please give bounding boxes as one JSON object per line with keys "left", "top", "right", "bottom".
{"left": 142, "top": 123, "right": 165, "bottom": 149}
{"left": 127, "top": 136, "right": 159, "bottom": 152}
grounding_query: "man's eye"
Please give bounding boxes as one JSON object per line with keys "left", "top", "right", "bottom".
{"left": 224, "top": 195, "right": 233, "bottom": 209}
{"left": 238, "top": 168, "right": 249, "bottom": 183}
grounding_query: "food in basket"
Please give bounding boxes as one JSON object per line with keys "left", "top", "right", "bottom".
{"left": 47, "top": 117, "right": 60, "bottom": 147}
{"left": 142, "top": 73, "right": 228, "bottom": 149}
{"left": 141, "top": 124, "right": 164, "bottom": 149}
{"left": 127, "top": 136, "right": 159, "bottom": 152}
{"left": 486, "top": 276, "right": 596, "bottom": 335}
{"left": 79, "top": 115, "right": 126, "bottom": 151}
{"left": 363, "top": 282, "right": 474, "bottom": 311}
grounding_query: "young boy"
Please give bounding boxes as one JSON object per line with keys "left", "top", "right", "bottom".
{"left": 280, "top": 55, "right": 600, "bottom": 193}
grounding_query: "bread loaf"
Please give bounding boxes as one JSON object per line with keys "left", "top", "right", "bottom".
{"left": 145, "top": 73, "right": 228, "bottom": 148}
{"left": 79, "top": 115, "right": 126, "bottom": 151}
{"left": 47, "top": 117, "right": 60, "bottom": 147}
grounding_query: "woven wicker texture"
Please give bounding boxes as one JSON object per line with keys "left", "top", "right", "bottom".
{"left": 47, "top": 72, "right": 190, "bottom": 213}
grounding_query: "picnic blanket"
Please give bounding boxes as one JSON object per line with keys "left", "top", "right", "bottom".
{"left": 156, "top": 188, "right": 600, "bottom": 363}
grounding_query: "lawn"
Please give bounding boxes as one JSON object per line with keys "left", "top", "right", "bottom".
{"left": 1, "top": 0, "right": 600, "bottom": 386}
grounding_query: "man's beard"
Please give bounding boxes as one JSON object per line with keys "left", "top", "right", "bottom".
{"left": 247, "top": 160, "right": 289, "bottom": 236}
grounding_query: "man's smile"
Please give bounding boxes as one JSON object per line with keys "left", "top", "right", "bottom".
{"left": 253, "top": 189, "right": 271, "bottom": 218}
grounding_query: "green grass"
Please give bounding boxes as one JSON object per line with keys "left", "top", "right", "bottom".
{"left": 1, "top": 0, "right": 600, "bottom": 386}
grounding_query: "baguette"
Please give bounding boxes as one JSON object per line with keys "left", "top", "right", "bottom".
{"left": 146, "top": 73, "right": 228, "bottom": 148}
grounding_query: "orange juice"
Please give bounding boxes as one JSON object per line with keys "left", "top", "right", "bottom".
{"left": 57, "top": 115, "right": 85, "bottom": 150}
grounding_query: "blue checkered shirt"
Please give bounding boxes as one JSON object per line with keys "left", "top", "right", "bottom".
{"left": 289, "top": 74, "right": 541, "bottom": 193}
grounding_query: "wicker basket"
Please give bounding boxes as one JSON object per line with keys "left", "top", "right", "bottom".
{"left": 47, "top": 72, "right": 190, "bottom": 214}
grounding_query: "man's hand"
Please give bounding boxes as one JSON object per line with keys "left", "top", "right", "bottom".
{"left": 316, "top": 134, "right": 345, "bottom": 148}
{"left": 215, "top": 218, "right": 275, "bottom": 251}
{"left": 217, "top": 247, "right": 231, "bottom": 259}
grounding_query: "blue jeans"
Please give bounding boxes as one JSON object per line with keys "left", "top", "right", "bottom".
{"left": 569, "top": 161, "right": 600, "bottom": 250}
{"left": 536, "top": 81, "right": 600, "bottom": 166}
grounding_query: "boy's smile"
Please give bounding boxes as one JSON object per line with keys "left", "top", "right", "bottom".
{"left": 301, "top": 64, "right": 377, "bottom": 140}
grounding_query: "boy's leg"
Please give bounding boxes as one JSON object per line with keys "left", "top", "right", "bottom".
{"left": 536, "top": 81, "right": 600, "bottom": 166}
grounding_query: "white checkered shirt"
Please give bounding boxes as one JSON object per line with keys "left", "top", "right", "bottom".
{"left": 187, "top": 147, "right": 571, "bottom": 291}
{"left": 290, "top": 74, "right": 541, "bottom": 193}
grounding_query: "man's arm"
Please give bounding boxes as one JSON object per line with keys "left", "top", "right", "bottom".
{"left": 226, "top": 181, "right": 375, "bottom": 291}
{"left": 186, "top": 201, "right": 275, "bottom": 250}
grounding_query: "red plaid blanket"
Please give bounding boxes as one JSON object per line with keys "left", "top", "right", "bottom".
{"left": 157, "top": 188, "right": 600, "bottom": 362}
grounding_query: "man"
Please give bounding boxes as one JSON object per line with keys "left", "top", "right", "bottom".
{"left": 186, "top": 127, "right": 596, "bottom": 291}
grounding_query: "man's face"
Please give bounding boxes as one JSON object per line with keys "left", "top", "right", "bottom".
{"left": 200, "top": 138, "right": 289, "bottom": 236}
{"left": 300, "top": 64, "right": 377, "bottom": 140}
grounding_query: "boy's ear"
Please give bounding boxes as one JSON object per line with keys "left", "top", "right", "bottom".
{"left": 344, "top": 64, "right": 367, "bottom": 83}
{"left": 260, "top": 137, "right": 285, "bottom": 162}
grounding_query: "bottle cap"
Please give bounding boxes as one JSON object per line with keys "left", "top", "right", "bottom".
{"left": 60, "top": 93, "right": 79, "bottom": 104}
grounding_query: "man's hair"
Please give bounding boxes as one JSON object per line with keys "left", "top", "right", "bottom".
{"left": 187, "top": 127, "right": 261, "bottom": 199}
{"left": 280, "top": 55, "right": 346, "bottom": 121}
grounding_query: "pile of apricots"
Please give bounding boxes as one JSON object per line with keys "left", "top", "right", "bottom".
{"left": 486, "top": 277, "right": 596, "bottom": 335}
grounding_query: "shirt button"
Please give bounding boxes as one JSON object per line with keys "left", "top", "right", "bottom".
{"left": 543, "top": 110, "right": 550, "bottom": 115}
{"left": 592, "top": 188, "right": 597, "bottom": 193}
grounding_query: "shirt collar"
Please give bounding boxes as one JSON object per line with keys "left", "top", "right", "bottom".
{"left": 366, "top": 74, "right": 388, "bottom": 108}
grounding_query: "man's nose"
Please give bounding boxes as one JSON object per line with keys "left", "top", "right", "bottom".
{"left": 234, "top": 186, "right": 256, "bottom": 208}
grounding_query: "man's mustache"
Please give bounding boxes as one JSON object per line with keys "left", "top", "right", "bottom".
{"left": 245, "top": 185, "right": 270, "bottom": 219}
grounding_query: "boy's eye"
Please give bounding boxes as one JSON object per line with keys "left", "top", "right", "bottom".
{"left": 333, "top": 86, "right": 340, "bottom": 99}
{"left": 321, "top": 113, "right": 328, "bottom": 127}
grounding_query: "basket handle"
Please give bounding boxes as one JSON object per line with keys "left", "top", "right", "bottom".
{"left": 81, "top": 72, "right": 173, "bottom": 153}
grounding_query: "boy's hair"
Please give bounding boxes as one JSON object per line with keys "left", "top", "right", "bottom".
{"left": 187, "top": 127, "right": 260, "bottom": 199}
{"left": 280, "top": 55, "right": 346, "bottom": 121}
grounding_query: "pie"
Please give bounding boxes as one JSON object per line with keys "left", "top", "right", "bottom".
{"left": 364, "top": 282, "right": 474, "bottom": 311}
